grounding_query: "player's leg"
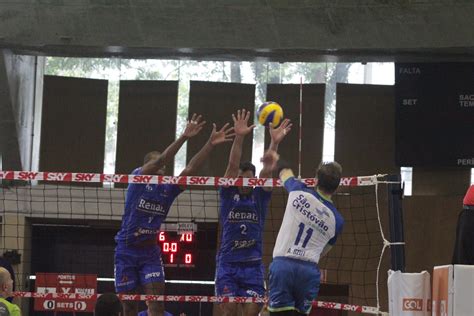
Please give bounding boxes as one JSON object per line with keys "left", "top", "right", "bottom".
{"left": 267, "top": 258, "right": 296, "bottom": 315}
{"left": 143, "top": 282, "right": 165, "bottom": 316}
{"left": 114, "top": 247, "right": 140, "bottom": 316}
{"left": 140, "top": 247, "right": 166, "bottom": 316}
{"left": 240, "top": 262, "right": 265, "bottom": 316}
{"left": 219, "top": 303, "right": 239, "bottom": 316}
{"left": 242, "top": 303, "right": 262, "bottom": 316}
{"left": 215, "top": 262, "right": 239, "bottom": 316}
{"left": 119, "top": 287, "right": 139, "bottom": 316}
{"left": 293, "top": 261, "right": 320, "bottom": 315}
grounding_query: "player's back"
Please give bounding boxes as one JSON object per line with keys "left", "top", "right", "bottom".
{"left": 273, "top": 177, "right": 343, "bottom": 264}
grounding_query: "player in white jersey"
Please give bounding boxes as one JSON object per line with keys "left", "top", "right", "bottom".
{"left": 262, "top": 151, "right": 344, "bottom": 316}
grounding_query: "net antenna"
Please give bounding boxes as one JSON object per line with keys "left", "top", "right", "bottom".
{"left": 298, "top": 77, "right": 303, "bottom": 179}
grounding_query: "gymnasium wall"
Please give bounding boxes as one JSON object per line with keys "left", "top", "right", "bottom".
{"left": 40, "top": 76, "right": 108, "bottom": 174}
{"left": 115, "top": 80, "right": 178, "bottom": 176}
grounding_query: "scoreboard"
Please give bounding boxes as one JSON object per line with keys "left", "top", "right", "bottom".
{"left": 158, "top": 231, "right": 195, "bottom": 267}
{"left": 395, "top": 63, "right": 474, "bottom": 167}
{"left": 158, "top": 223, "right": 197, "bottom": 267}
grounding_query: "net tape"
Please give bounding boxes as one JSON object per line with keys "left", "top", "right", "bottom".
{"left": 12, "top": 292, "right": 384, "bottom": 314}
{"left": 0, "top": 171, "right": 378, "bottom": 187}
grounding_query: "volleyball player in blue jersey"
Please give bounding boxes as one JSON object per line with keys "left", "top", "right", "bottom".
{"left": 216, "top": 109, "right": 291, "bottom": 316}
{"left": 115, "top": 114, "right": 234, "bottom": 316}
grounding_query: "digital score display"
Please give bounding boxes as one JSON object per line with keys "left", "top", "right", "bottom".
{"left": 157, "top": 231, "right": 196, "bottom": 268}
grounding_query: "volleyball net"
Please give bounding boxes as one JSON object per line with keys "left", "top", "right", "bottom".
{"left": 0, "top": 171, "right": 402, "bottom": 315}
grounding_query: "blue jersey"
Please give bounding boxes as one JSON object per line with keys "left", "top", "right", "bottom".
{"left": 115, "top": 168, "right": 183, "bottom": 246}
{"left": 217, "top": 186, "right": 271, "bottom": 263}
{"left": 138, "top": 311, "right": 173, "bottom": 316}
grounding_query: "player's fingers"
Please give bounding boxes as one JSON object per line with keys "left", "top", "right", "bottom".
{"left": 244, "top": 109, "right": 251, "bottom": 121}
{"left": 219, "top": 122, "right": 230, "bottom": 132}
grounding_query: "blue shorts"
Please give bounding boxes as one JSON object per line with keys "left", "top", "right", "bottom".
{"left": 268, "top": 257, "right": 320, "bottom": 315}
{"left": 114, "top": 244, "right": 165, "bottom": 293}
{"left": 215, "top": 261, "right": 265, "bottom": 298}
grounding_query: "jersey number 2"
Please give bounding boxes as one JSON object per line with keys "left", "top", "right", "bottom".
{"left": 240, "top": 224, "right": 247, "bottom": 235}
{"left": 294, "top": 222, "right": 313, "bottom": 248}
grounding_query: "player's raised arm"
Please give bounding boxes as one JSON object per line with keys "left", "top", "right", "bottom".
{"left": 262, "top": 149, "right": 306, "bottom": 195}
{"left": 259, "top": 119, "right": 292, "bottom": 188}
{"left": 224, "top": 109, "right": 255, "bottom": 178}
{"left": 180, "top": 123, "right": 234, "bottom": 176}
{"left": 142, "top": 113, "right": 206, "bottom": 175}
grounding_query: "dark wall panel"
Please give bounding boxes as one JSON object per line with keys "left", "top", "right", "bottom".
{"left": 187, "top": 81, "right": 255, "bottom": 176}
{"left": 335, "top": 84, "right": 397, "bottom": 176}
{"left": 333, "top": 83, "right": 396, "bottom": 308}
{"left": 404, "top": 195, "right": 462, "bottom": 272}
{"left": 115, "top": 81, "right": 178, "bottom": 175}
{"left": 40, "top": 76, "right": 107, "bottom": 173}
{"left": 412, "top": 168, "right": 470, "bottom": 196}
{"left": 265, "top": 84, "right": 325, "bottom": 178}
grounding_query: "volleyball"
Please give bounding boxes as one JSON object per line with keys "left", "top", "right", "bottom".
{"left": 256, "top": 101, "right": 284, "bottom": 127}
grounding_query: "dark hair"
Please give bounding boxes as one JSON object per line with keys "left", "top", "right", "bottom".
{"left": 143, "top": 151, "right": 160, "bottom": 164}
{"left": 239, "top": 161, "right": 256, "bottom": 176}
{"left": 316, "top": 161, "right": 342, "bottom": 194}
{"left": 95, "top": 293, "right": 122, "bottom": 316}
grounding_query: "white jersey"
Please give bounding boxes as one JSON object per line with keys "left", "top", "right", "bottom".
{"left": 273, "top": 177, "right": 344, "bottom": 264}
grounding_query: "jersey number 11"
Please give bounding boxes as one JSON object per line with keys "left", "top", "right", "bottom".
{"left": 295, "top": 222, "right": 313, "bottom": 248}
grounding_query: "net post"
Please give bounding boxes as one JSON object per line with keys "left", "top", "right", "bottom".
{"left": 387, "top": 174, "right": 405, "bottom": 271}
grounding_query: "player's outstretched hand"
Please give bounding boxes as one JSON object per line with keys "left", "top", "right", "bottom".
{"left": 232, "top": 109, "right": 256, "bottom": 136}
{"left": 261, "top": 149, "right": 279, "bottom": 171}
{"left": 269, "top": 118, "right": 292, "bottom": 144}
{"left": 182, "top": 113, "right": 206, "bottom": 138}
{"left": 209, "top": 123, "right": 235, "bottom": 146}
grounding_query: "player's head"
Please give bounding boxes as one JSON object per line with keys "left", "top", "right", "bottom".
{"left": 94, "top": 293, "right": 122, "bottom": 316}
{"left": 144, "top": 151, "right": 166, "bottom": 175}
{"left": 0, "top": 267, "right": 13, "bottom": 298}
{"left": 316, "top": 161, "right": 342, "bottom": 195}
{"left": 238, "top": 161, "right": 256, "bottom": 195}
{"left": 463, "top": 185, "right": 474, "bottom": 209}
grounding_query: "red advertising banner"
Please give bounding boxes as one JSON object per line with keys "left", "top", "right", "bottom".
{"left": 34, "top": 273, "right": 97, "bottom": 312}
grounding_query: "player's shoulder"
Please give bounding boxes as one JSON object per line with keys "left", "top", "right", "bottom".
{"left": 253, "top": 186, "right": 271, "bottom": 196}
{"left": 220, "top": 185, "right": 237, "bottom": 194}
{"left": 283, "top": 176, "right": 308, "bottom": 191}
{"left": 333, "top": 207, "right": 344, "bottom": 223}
{"left": 327, "top": 203, "right": 344, "bottom": 229}
{"left": 132, "top": 167, "right": 142, "bottom": 175}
